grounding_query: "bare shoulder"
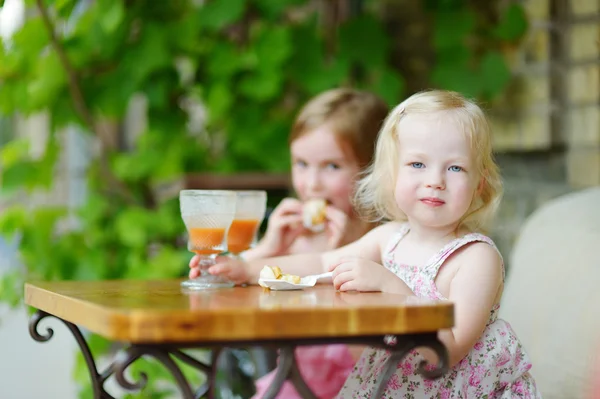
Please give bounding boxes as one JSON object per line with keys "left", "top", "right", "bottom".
{"left": 452, "top": 240, "right": 503, "bottom": 279}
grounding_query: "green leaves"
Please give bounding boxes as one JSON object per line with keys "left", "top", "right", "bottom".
{"left": 99, "top": 0, "right": 125, "bottom": 34}
{"left": 433, "top": 10, "right": 475, "bottom": 51}
{"left": 0, "top": 270, "right": 24, "bottom": 308}
{"left": 494, "top": 3, "right": 528, "bottom": 42}
{"left": 479, "top": 51, "right": 512, "bottom": 98}
{"left": 429, "top": 3, "right": 527, "bottom": 101}
{"left": 197, "top": 0, "right": 246, "bottom": 31}
{"left": 0, "top": 136, "right": 59, "bottom": 195}
{"left": 27, "top": 51, "right": 67, "bottom": 110}
{"left": 115, "top": 207, "right": 151, "bottom": 248}
{"left": 339, "top": 15, "right": 389, "bottom": 66}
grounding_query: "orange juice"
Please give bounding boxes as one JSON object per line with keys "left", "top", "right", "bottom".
{"left": 227, "top": 219, "right": 260, "bottom": 254}
{"left": 188, "top": 227, "right": 226, "bottom": 255}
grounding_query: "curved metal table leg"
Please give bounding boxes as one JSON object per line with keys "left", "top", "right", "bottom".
{"left": 372, "top": 334, "right": 450, "bottom": 398}
{"left": 29, "top": 310, "right": 220, "bottom": 399}
{"left": 29, "top": 310, "right": 115, "bottom": 399}
{"left": 262, "top": 346, "right": 318, "bottom": 399}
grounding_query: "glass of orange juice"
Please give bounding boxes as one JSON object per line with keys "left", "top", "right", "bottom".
{"left": 179, "top": 190, "right": 236, "bottom": 290}
{"left": 228, "top": 190, "right": 267, "bottom": 257}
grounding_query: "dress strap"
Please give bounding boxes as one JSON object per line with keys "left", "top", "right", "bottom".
{"left": 426, "top": 233, "right": 505, "bottom": 281}
{"left": 382, "top": 224, "right": 410, "bottom": 265}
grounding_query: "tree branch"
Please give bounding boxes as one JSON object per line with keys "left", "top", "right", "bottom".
{"left": 35, "top": 0, "right": 136, "bottom": 203}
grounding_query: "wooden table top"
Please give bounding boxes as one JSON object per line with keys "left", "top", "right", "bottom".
{"left": 25, "top": 279, "right": 454, "bottom": 344}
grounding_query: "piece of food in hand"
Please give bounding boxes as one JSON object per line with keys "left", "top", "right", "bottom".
{"left": 259, "top": 265, "right": 302, "bottom": 285}
{"left": 302, "top": 199, "right": 327, "bottom": 232}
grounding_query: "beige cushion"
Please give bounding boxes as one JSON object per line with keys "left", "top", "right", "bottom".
{"left": 500, "top": 187, "right": 600, "bottom": 399}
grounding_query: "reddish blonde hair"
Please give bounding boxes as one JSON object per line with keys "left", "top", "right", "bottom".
{"left": 289, "top": 88, "right": 389, "bottom": 167}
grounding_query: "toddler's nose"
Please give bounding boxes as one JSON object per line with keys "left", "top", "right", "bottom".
{"left": 425, "top": 171, "right": 445, "bottom": 190}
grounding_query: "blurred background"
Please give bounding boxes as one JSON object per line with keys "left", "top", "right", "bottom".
{"left": 1, "top": 0, "right": 599, "bottom": 398}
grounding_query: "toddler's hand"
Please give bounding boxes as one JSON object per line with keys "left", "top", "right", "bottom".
{"left": 189, "top": 255, "right": 250, "bottom": 285}
{"left": 253, "top": 198, "right": 304, "bottom": 257}
{"left": 325, "top": 205, "right": 350, "bottom": 249}
{"left": 330, "top": 256, "right": 390, "bottom": 292}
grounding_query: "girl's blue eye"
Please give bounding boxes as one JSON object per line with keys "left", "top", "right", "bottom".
{"left": 410, "top": 162, "right": 424, "bottom": 169}
{"left": 294, "top": 160, "right": 307, "bottom": 168}
{"left": 326, "top": 163, "right": 340, "bottom": 170}
{"left": 449, "top": 165, "right": 463, "bottom": 172}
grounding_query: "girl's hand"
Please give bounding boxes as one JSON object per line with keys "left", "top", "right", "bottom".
{"left": 330, "top": 256, "right": 410, "bottom": 293}
{"left": 330, "top": 256, "right": 387, "bottom": 291}
{"left": 189, "top": 255, "right": 250, "bottom": 285}
{"left": 325, "top": 205, "right": 351, "bottom": 249}
{"left": 252, "top": 198, "right": 304, "bottom": 258}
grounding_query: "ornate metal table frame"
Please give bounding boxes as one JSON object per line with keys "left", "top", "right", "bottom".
{"left": 30, "top": 309, "right": 449, "bottom": 399}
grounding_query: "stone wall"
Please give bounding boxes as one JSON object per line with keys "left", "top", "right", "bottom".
{"left": 489, "top": 0, "right": 600, "bottom": 266}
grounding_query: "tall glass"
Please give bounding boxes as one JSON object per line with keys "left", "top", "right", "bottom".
{"left": 180, "top": 190, "right": 236, "bottom": 290}
{"left": 227, "top": 190, "right": 267, "bottom": 257}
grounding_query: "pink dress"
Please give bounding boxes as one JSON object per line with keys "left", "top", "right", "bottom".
{"left": 337, "top": 225, "right": 541, "bottom": 398}
{"left": 253, "top": 345, "right": 356, "bottom": 398}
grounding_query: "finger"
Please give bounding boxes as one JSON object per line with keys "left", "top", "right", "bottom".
{"left": 327, "top": 257, "right": 353, "bottom": 272}
{"left": 331, "top": 262, "right": 353, "bottom": 277}
{"left": 339, "top": 280, "right": 358, "bottom": 292}
{"left": 333, "top": 270, "right": 354, "bottom": 291}
{"left": 273, "top": 214, "right": 303, "bottom": 231}
{"left": 215, "top": 255, "right": 231, "bottom": 263}
{"left": 273, "top": 198, "right": 303, "bottom": 216}
{"left": 207, "top": 264, "right": 230, "bottom": 276}
{"left": 189, "top": 254, "right": 200, "bottom": 268}
{"left": 189, "top": 267, "right": 200, "bottom": 279}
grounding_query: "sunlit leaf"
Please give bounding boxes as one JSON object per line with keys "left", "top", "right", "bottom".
{"left": 146, "top": 246, "right": 188, "bottom": 278}
{"left": 205, "top": 81, "right": 233, "bottom": 120}
{"left": 0, "top": 270, "right": 24, "bottom": 308}
{"left": 99, "top": 0, "right": 125, "bottom": 33}
{"left": 27, "top": 52, "right": 67, "bottom": 111}
{"left": 197, "top": 0, "right": 246, "bottom": 31}
{"left": 115, "top": 207, "right": 151, "bottom": 248}
{"left": 239, "top": 70, "right": 282, "bottom": 101}
{"left": 206, "top": 43, "right": 241, "bottom": 79}
{"left": 11, "top": 18, "right": 49, "bottom": 58}
{"left": 0, "top": 139, "right": 29, "bottom": 168}
{"left": 0, "top": 206, "right": 27, "bottom": 237}
{"left": 251, "top": 25, "right": 292, "bottom": 69}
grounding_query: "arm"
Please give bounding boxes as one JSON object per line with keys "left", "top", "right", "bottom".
{"left": 438, "top": 243, "right": 503, "bottom": 367}
{"left": 204, "top": 222, "right": 401, "bottom": 284}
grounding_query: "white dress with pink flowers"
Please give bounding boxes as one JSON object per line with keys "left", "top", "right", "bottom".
{"left": 337, "top": 225, "right": 541, "bottom": 398}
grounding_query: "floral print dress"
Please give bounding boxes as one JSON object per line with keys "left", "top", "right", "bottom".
{"left": 337, "top": 225, "right": 541, "bottom": 398}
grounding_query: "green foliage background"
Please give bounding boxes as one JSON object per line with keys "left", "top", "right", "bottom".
{"left": 0, "top": 0, "right": 527, "bottom": 397}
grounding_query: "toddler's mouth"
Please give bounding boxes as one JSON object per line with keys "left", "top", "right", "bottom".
{"left": 420, "top": 197, "right": 445, "bottom": 206}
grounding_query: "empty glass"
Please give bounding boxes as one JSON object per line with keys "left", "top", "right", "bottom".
{"left": 227, "top": 191, "right": 267, "bottom": 257}
{"left": 179, "top": 190, "right": 236, "bottom": 290}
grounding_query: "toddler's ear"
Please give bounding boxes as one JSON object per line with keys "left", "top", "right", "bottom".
{"left": 476, "top": 174, "right": 486, "bottom": 196}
